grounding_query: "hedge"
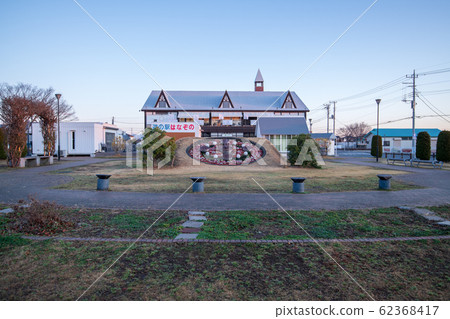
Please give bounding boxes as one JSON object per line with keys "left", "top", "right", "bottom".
{"left": 436, "top": 130, "right": 450, "bottom": 162}
{"left": 370, "top": 135, "right": 382, "bottom": 158}
{"left": 416, "top": 131, "right": 431, "bottom": 160}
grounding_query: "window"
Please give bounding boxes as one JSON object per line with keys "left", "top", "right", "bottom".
{"left": 71, "top": 131, "right": 75, "bottom": 149}
{"left": 256, "top": 82, "right": 262, "bottom": 87}
{"left": 383, "top": 140, "right": 390, "bottom": 146}
{"left": 159, "top": 101, "right": 167, "bottom": 108}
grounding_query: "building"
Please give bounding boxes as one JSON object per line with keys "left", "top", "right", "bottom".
{"left": 364, "top": 128, "right": 441, "bottom": 153}
{"left": 31, "top": 122, "right": 120, "bottom": 156}
{"left": 141, "top": 70, "right": 310, "bottom": 140}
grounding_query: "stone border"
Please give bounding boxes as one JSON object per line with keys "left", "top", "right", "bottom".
{"left": 22, "top": 235, "right": 450, "bottom": 244}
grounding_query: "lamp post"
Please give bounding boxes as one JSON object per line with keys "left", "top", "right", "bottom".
{"left": 55, "top": 93, "right": 61, "bottom": 161}
{"left": 375, "top": 99, "right": 381, "bottom": 162}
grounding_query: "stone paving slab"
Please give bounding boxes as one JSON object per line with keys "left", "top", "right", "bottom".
{"left": 189, "top": 215, "right": 207, "bottom": 221}
{"left": 422, "top": 215, "right": 445, "bottom": 222}
{"left": 182, "top": 221, "right": 204, "bottom": 228}
{"left": 0, "top": 208, "right": 14, "bottom": 214}
{"left": 181, "top": 227, "right": 201, "bottom": 233}
{"left": 437, "top": 220, "right": 450, "bottom": 226}
{"left": 175, "top": 233, "right": 198, "bottom": 240}
{"left": 188, "top": 211, "right": 205, "bottom": 216}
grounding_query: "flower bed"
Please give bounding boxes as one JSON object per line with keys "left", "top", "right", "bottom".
{"left": 187, "top": 138, "right": 265, "bottom": 165}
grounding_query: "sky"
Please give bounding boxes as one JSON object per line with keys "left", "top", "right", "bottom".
{"left": 1, "top": 0, "right": 450, "bottom": 134}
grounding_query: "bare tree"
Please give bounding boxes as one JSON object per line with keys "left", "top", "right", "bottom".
{"left": 0, "top": 83, "right": 76, "bottom": 166}
{"left": 337, "top": 122, "right": 371, "bottom": 141}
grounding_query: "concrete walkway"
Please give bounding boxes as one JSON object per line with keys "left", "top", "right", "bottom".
{"left": 0, "top": 157, "right": 449, "bottom": 211}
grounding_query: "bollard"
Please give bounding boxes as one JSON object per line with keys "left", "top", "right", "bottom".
{"left": 190, "top": 177, "right": 205, "bottom": 193}
{"left": 377, "top": 174, "right": 392, "bottom": 190}
{"left": 291, "top": 177, "right": 306, "bottom": 193}
{"left": 96, "top": 174, "right": 112, "bottom": 191}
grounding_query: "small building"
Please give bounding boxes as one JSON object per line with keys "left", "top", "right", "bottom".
{"left": 364, "top": 128, "right": 441, "bottom": 153}
{"left": 140, "top": 70, "right": 310, "bottom": 140}
{"left": 311, "top": 133, "right": 336, "bottom": 156}
{"left": 31, "top": 122, "right": 120, "bottom": 156}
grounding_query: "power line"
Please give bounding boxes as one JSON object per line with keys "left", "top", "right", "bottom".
{"left": 335, "top": 76, "right": 404, "bottom": 102}
{"left": 417, "top": 95, "right": 450, "bottom": 123}
{"left": 417, "top": 67, "right": 450, "bottom": 76}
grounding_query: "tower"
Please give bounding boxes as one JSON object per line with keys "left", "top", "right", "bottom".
{"left": 255, "top": 69, "right": 264, "bottom": 91}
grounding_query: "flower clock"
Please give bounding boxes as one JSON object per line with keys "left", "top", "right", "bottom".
{"left": 188, "top": 138, "right": 265, "bottom": 165}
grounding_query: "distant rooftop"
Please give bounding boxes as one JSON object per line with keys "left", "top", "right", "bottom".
{"left": 367, "top": 128, "right": 441, "bottom": 137}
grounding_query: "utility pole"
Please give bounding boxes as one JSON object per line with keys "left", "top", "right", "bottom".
{"left": 406, "top": 70, "right": 418, "bottom": 158}
{"left": 324, "top": 103, "right": 330, "bottom": 134}
{"left": 330, "top": 101, "right": 336, "bottom": 137}
{"left": 330, "top": 101, "right": 337, "bottom": 156}
{"left": 309, "top": 118, "right": 312, "bottom": 133}
{"left": 112, "top": 116, "right": 115, "bottom": 125}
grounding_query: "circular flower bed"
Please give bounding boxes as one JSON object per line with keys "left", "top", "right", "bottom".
{"left": 187, "top": 138, "right": 265, "bottom": 165}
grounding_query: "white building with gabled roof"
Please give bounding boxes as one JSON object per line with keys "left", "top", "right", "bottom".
{"left": 141, "top": 70, "right": 310, "bottom": 140}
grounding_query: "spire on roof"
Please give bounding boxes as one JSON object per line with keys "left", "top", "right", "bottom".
{"left": 255, "top": 69, "right": 264, "bottom": 82}
{"left": 254, "top": 69, "right": 264, "bottom": 91}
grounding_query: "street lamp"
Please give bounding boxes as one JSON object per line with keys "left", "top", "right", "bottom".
{"left": 55, "top": 93, "right": 61, "bottom": 161}
{"left": 375, "top": 98, "right": 381, "bottom": 162}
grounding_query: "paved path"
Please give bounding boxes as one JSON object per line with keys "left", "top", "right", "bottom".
{"left": 22, "top": 234, "right": 450, "bottom": 244}
{"left": 0, "top": 157, "right": 449, "bottom": 211}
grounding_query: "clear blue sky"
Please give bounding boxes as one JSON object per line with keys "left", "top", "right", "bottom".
{"left": 1, "top": 0, "right": 449, "bottom": 133}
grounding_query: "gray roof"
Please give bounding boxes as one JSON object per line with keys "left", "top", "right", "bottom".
{"left": 255, "top": 69, "right": 264, "bottom": 82}
{"left": 142, "top": 90, "right": 309, "bottom": 112}
{"left": 311, "top": 133, "right": 335, "bottom": 139}
{"left": 257, "top": 117, "right": 310, "bottom": 135}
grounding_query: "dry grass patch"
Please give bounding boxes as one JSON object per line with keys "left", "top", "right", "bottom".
{"left": 51, "top": 159, "right": 416, "bottom": 193}
{"left": 0, "top": 240, "right": 448, "bottom": 300}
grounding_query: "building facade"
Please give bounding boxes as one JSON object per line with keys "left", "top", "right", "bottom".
{"left": 364, "top": 128, "right": 441, "bottom": 153}
{"left": 141, "top": 70, "right": 310, "bottom": 140}
{"left": 31, "top": 122, "right": 120, "bottom": 156}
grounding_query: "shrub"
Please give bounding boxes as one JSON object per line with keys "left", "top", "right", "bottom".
{"left": 436, "top": 130, "right": 450, "bottom": 162}
{"left": 287, "top": 134, "right": 321, "bottom": 168}
{"left": 142, "top": 127, "right": 176, "bottom": 166}
{"left": 370, "top": 135, "right": 382, "bottom": 158}
{"left": 0, "top": 127, "right": 6, "bottom": 160}
{"left": 416, "top": 131, "right": 431, "bottom": 160}
{"left": 9, "top": 198, "right": 75, "bottom": 235}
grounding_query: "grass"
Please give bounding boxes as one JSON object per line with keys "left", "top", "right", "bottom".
{"left": 198, "top": 207, "right": 450, "bottom": 240}
{"left": 0, "top": 240, "right": 448, "bottom": 300}
{"left": 0, "top": 204, "right": 449, "bottom": 300}
{"left": 51, "top": 159, "right": 417, "bottom": 193}
{"left": 2, "top": 205, "right": 448, "bottom": 241}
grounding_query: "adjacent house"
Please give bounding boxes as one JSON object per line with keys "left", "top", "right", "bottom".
{"left": 363, "top": 128, "right": 441, "bottom": 153}
{"left": 31, "top": 122, "right": 120, "bottom": 156}
{"left": 141, "top": 70, "right": 310, "bottom": 140}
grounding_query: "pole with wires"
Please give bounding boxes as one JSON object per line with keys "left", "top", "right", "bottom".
{"left": 324, "top": 103, "right": 330, "bottom": 134}
{"left": 330, "top": 101, "right": 337, "bottom": 156}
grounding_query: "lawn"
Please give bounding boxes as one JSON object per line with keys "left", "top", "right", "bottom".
{"left": 0, "top": 239, "right": 448, "bottom": 300}
{"left": 2, "top": 206, "right": 448, "bottom": 240}
{"left": 51, "top": 159, "right": 417, "bottom": 193}
{"left": 1, "top": 203, "right": 448, "bottom": 300}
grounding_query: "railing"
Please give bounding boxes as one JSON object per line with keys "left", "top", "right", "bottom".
{"left": 383, "top": 152, "right": 437, "bottom": 160}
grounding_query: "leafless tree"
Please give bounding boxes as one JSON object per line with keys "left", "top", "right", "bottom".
{"left": 0, "top": 83, "right": 76, "bottom": 166}
{"left": 337, "top": 122, "right": 371, "bottom": 141}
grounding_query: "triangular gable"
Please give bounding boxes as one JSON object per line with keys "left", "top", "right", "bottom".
{"left": 154, "top": 90, "right": 170, "bottom": 108}
{"left": 281, "top": 91, "right": 296, "bottom": 109}
{"left": 218, "top": 91, "right": 234, "bottom": 108}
